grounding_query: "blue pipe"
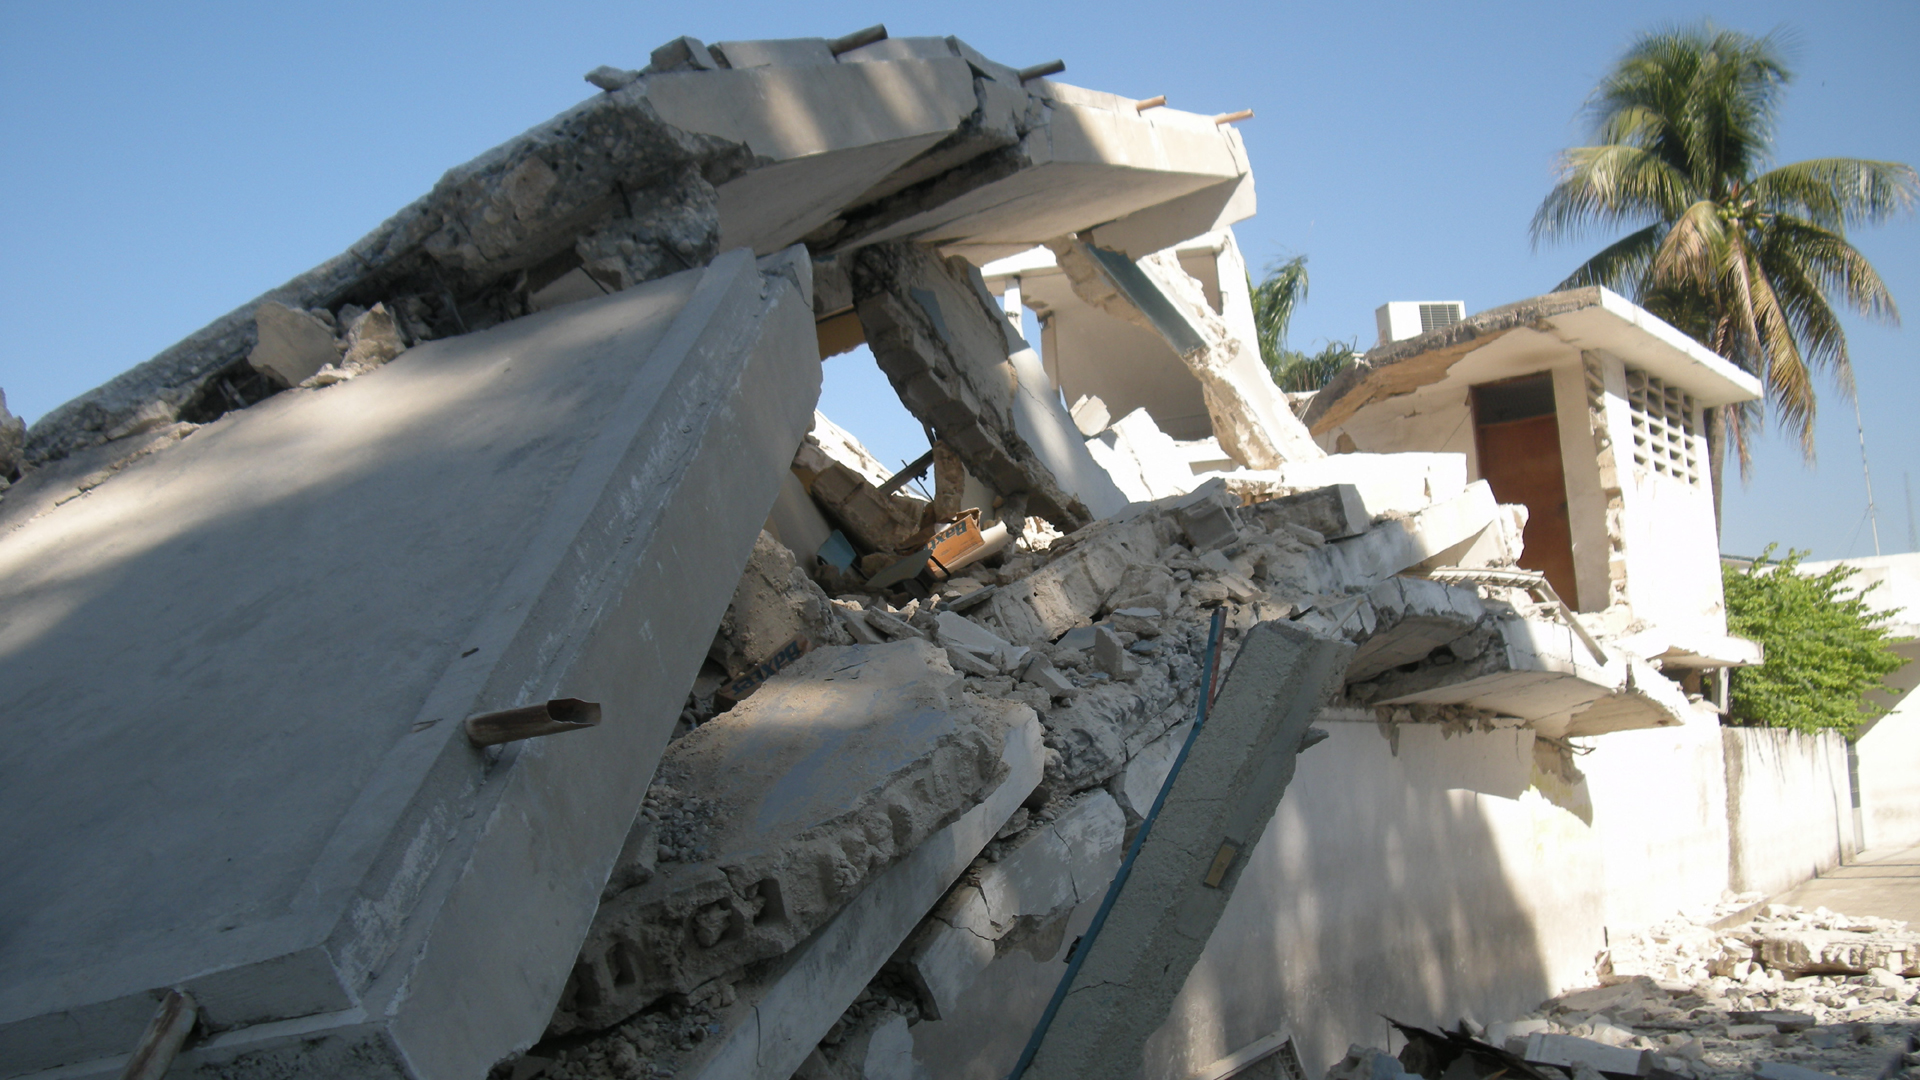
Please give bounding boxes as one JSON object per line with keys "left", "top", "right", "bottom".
{"left": 1006, "top": 605, "right": 1229, "bottom": 1080}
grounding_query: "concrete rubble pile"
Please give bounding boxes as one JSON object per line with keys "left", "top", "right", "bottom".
{"left": 493, "top": 438, "right": 1669, "bottom": 1079}
{"left": 0, "top": 21, "right": 1754, "bottom": 1080}
{"left": 1327, "top": 902, "right": 1920, "bottom": 1080}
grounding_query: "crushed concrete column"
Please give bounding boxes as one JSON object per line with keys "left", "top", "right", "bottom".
{"left": 851, "top": 243, "right": 1125, "bottom": 532}
{"left": 1023, "top": 620, "right": 1351, "bottom": 1080}
{"left": 1047, "top": 237, "right": 1324, "bottom": 470}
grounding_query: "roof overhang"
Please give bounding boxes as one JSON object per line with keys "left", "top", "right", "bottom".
{"left": 1304, "top": 286, "right": 1763, "bottom": 435}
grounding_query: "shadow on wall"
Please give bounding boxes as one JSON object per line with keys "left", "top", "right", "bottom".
{"left": 1142, "top": 722, "right": 1603, "bottom": 1080}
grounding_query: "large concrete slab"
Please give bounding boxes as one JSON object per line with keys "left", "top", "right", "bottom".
{"left": 558, "top": 639, "right": 1032, "bottom": 1031}
{"left": 0, "top": 247, "right": 820, "bottom": 1079}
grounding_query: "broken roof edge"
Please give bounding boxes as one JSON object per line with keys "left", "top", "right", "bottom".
{"left": 1303, "top": 285, "right": 1763, "bottom": 436}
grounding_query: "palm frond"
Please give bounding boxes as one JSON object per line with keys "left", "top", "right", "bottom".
{"left": 1750, "top": 158, "right": 1920, "bottom": 232}
{"left": 1552, "top": 223, "right": 1663, "bottom": 291}
{"left": 1533, "top": 146, "right": 1696, "bottom": 242}
{"left": 1249, "top": 255, "right": 1309, "bottom": 370}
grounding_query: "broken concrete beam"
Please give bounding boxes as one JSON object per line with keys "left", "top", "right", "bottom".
{"left": 1221, "top": 453, "right": 1469, "bottom": 519}
{"left": 900, "top": 791, "right": 1124, "bottom": 1021}
{"left": 1522, "top": 1033, "right": 1653, "bottom": 1077}
{"left": 1322, "top": 480, "right": 1499, "bottom": 588}
{"left": 1344, "top": 577, "right": 1488, "bottom": 682}
{"left": 679, "top": 714, "right": 1045, "bottom": 1080}
{"left": 1048, "top": 238, "right": 1321, "bottom": 471}
{"left": 984, "top": 515, "right": 1163, "bottom": 644}
{"left": 1753, "top": 931, "right": 1920, "bottom": 978}
{"left": 852, "top": 243, "right": 1110, "bottom": 532}
{"left": 0, "top": 248, "right": 820, "bottom": 1079}
{"left": 558, "top": 639, "right": 1029, "bottom": 1032}
{"left": 1248, "top": 483, "right": 1370, "bottom": 541}
{"left": 1023, "top": 620, "right": 1350, "bottom": 1080}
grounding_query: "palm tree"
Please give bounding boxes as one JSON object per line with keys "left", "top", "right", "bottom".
{"left": 1250, "top": 255, "right": 1357, "bottom": 392}
{"left": 1531, "top": 23, "right": 1916, "bottom": 520}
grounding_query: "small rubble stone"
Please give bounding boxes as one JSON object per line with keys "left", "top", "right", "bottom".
{"left": 341, "top": 303, "right": 406, "bottom": 370}
{"left": 1092, "top": 626, "right": 1140, "bottom": 682}
{"left": 1108, "top": 607, "right": 1161, "bottom": 636}
{"left": 248, "top": 300, "right": 340, "bottom": 386}
{"left": 585, "top": 65, "right": 642, "bottom": 91}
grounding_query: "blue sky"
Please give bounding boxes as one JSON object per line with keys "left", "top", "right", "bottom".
{"left": 3, "top": 1, "right": 1914, "bottom": 558}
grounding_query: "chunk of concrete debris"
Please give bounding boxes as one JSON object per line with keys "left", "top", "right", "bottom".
{"left": 947, "top": 646, "right": 999, "bottom": 677}
{"left": 674, "top": 715, "right": 1045, "bottom": 1080}
{"left": 0, "top": 389, "right": 24, "bottom": 481}
{"left": 1174, "top": 485, "right": 1243, "bottom": 552}
{"left": 935, "top": 610, "right": 1012, "bottom": 658}
{"left": 709, "top": 531, "right": 849, "bottom": 686}
{"left": 340, "top": 302, "right": 406, "bottom": 369}
{"left": 1327, "top": 1045, "right": 1422, "bottom": 1080}
{"left": 1069, "top": 394, "right": 1111, "bottom": 436}
{"left": 559, "top": 639, "right": 1030, "bottom": 1033}
{"left": 1523, "top": 1032, "right": 1653, "bottom": 1077}
{"left": 1092, "top": 625, "right": 1140, "bottom": 681}
{"left": 1754, "top": 931, "right": 1920, "bottom": 978}
{"left": 1250, "top": 483, "right": 1371, "bottom": 541}
{"left": 1109, "top": 607, "right": 1161, "bottom": 636}
{"left": 1753, "top": 1063, "right": 1851, "bottom": 1080}
{"left": 1086, "top": 407, "right": 1194, "bottom": 503}
{"left": 1020, "top": 660, "right": 1078, "bottom": 700}
{"left": 247, "top": 300, "right": 339, "bottom": 386}
{"left": 585, "top": 64, "right": 642, "bottom": 91}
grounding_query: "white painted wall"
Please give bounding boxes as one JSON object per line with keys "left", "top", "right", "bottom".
{"left": 1579, "top": 705, "right": 1731, "bottom": 927}
{"left": 1722, "top": 727, "right": 1858, "bottom": 896}
{"left": 1797, "top": 553, "right": 1920, "bottom": 852}
{"left": 1856, "top": 660, "right": 1920, "bottom": 850}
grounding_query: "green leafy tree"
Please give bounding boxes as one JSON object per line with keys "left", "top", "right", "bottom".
{"left": 1722, "top": 546, "right": 1907, "bottom": 735}
{"left": 1531, "top": 23, "right": 1917, "bottom": 522}
{"left": 1249, "top": 254, "right": 1357, "bottom": 392}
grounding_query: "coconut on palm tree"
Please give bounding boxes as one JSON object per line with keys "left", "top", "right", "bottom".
{"left": 1531, "top": 23, "right": 1916, "bottom": 520}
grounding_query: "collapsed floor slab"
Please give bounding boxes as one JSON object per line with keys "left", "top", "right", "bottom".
{"left": 0, "top": 248, "right": 819, "bottom": 1080}
{"left": 555, "top": 639, "right": 1032, "bottom": 1032}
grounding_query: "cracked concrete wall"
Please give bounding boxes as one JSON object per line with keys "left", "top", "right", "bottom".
{"left": 1047, "top": 237, "right": 1323, "bottom": 471}
{"left": 851, "top": 242, "right": 1103, "bottom": 532}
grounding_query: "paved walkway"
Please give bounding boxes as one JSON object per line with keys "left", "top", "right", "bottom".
{"left": 1772, "top": 842, "right": 1920, "bottom": 924}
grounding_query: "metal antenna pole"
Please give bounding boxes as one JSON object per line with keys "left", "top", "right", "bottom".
{"left": 1852, "top": 393, "right": 1881, "bottom": 557}
{"left": 1905, "top": 473, "right": 1917, "bottom": 554}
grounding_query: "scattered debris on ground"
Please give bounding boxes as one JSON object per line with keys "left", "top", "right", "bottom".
{"left": 1331, "top": 902, "right": 1920, "bottom": 1080}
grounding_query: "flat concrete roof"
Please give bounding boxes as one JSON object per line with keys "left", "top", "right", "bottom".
{"left": 0, "top": 248, "right": 819, "bottom": 1077}
{"left": 1304, "top": 286, "right": 1763, "bottom": 435}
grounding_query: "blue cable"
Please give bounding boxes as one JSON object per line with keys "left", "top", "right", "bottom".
{"left": 1005, "top": 605, "right": 1229, "bottom": 1080}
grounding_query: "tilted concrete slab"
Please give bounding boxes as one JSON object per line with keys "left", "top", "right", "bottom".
{"left": 0, "top": 247, "right": 820, "bottom": 1079}
{"left": 1024, "top": 620, "right": 1352, "bottom": 1080}
{"left": 680, "top": 714, "right": 1045, "bottom": 1080}
{"left": 556, "top": 639, "right": 1032, "bottom": 1032}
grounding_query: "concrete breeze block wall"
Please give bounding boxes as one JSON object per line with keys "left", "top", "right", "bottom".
{"left": 1723, "top": 727, "right": 1859, "bottom": 897}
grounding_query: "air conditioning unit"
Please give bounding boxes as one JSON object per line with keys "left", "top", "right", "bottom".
{"left": 1375, "top": 301, "right": 1465, "bottom": 346}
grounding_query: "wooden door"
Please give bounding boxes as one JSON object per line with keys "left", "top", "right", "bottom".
{"left": 1472, "top": 376, "right": 1579, "bottom": 607}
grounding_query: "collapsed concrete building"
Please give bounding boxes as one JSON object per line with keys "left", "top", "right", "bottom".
{"left": 1, "top": 25, "right": 1836, "bottom": 1080}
